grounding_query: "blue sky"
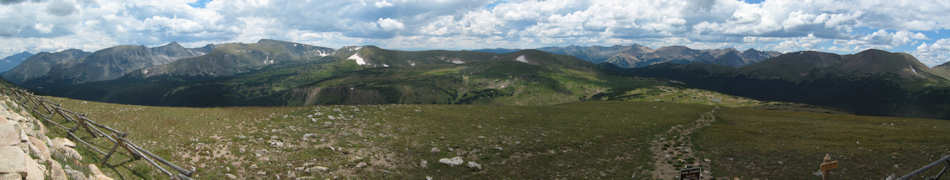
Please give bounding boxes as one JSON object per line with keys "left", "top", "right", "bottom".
{"left": 2, "top": 0, "right": 950, "bottom": 66}
{"left": 187, "top": 0, "right": 211, "bottom": 8}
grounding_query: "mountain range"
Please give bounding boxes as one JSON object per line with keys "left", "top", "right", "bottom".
{"left": 0, "top": 52, "right": 33, "bottom": 73}
{"left": 934, "top": 61, "right": 950, "bottom": 79}
{"left": 626, "top": 49, "right": 950, "bottom": 118}
{"left": 537, "top": 45, "right": 782, "bottom": 68}
{"left": 2, "top": 40, "right": 950, "bottom": 119}
{"left": 2, "top": 42, "right": 210, "bottom": 85}
{"left": 7, "top": 39, "right": 649, "bottom": 107}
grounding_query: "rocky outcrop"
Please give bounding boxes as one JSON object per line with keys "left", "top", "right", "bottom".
{"left": 0, "top": 94, "right": 110, "bottom": 180}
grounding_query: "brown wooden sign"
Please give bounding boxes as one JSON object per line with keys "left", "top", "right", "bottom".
{"left": 821, "top": 160, "right": 839, "bottom": 171}
{"left": 680, "top": 167, "right": 702, "bottom": 180}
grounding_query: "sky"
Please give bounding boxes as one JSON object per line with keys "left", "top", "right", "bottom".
{"left": 1, "top": 0, "right": 950, "bottom": 66}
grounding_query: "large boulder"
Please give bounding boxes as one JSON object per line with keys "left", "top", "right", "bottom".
{"left": 0, "top": 146, "right": 45, "bottom": 180}
{"left": 0, "top": 120, "right": 17, "bottom": 146}
{"left": 50, "top": 138, "right": 82, "bottom": 161}
{"left": 27, "top": 137, "right": 50, "bottom": 161}
{"left": 438, "top": 156, "right": 464, "bottom": 166}
{"left": 87, "top": 164, "right": 113, "bottom": 180}
{"left": 49, "top": 160, "right": 68, "bottom": 180}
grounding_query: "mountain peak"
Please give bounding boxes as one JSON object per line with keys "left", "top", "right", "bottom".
{"left": 12, "top": 51, "right": 33, "bottom": 56}
{"left": 257, "top": 39, "right": 294, "bottom": 45}
{"left": 938, "top": 61, "right": 950, "bottom": 68}
{"left": 856, "top": 49, "right": 891, "bottom": 56}
{"left": 161, "top": 42, "right": 183, "bottom": 48}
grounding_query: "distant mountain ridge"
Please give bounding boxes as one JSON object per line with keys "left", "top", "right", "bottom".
{"left": 136, "top": 39, "right": 334, "bottom": 78}
{"left": 5, "top": 40, "right": 950, "bottom": 120}
{"left": 741, "top": 49, "right": 942, "bottom": 82}
{"left": 934, "top": 62, "right": 950, "bottom": 80}
{"left": 539, "top": 45, "right": 781, "bottom": 68}
{"left": 628, "top": 49, "right": 950, "bottom": 119}
{"left": 25, "top": 41, "right": 640, "bottom": 107}
{"left": 2, "top": 42, "right": 209, "bottom": 85}
{"left": 0, "top": 52, "right": 33, "bottom": 72}
{"left": 3, "top": 49, "right": 91, "bottom": 84}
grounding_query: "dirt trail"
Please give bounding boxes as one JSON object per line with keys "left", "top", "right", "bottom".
{"left": 651, "top": 106, "right": 718, "bottom": 179}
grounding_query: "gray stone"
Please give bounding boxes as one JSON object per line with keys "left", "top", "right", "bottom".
{"left": 466, "top": 161, "right": 482, "bottom": 170}
{"left": 308, "top": 166, "right": 329, "bottom": 172}
{"left": 27, "top": 137, "right": 50, "bottom": 161}
{"left": 0, "top": 146, "right": 45, "bottom": 180}
{"left": 0, "top": 120, "right": 18, "bottom": 145}
{"left": 438, "top": 157, "right": 464, "bottom": 166}
{"left": 65, "top": 168, "right": 87, "bottom": 180}
{"left": 49, "top": 160, "right": 67, "bottom": 180}
{"left": 50, "top": 138, "right": 81, "bottom": 161}
{"left": 87, "top": 164, "right": 113, "bottom": 180}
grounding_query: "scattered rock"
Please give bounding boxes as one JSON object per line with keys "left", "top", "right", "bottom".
{"left": 438, "top": 157, "right": 464, "bottom": 166}
{"left": 426, "top": 176, "right": 433, "bottom": 180}
{"left": 64, "top": 168, "right": 87, "bottom": 180}
{"left": 356, "top": 162, "right": 368, "bottom": 168}
{"left": 225, "top": 174, "right": 237, "bottom": 179}
{"left": 420, "top": 160, "right": 428, "bottom": 168}
{"left": 49, "top": 160, "right": 67, "bottom": 180}
{"left": 430, "top": 147, "right": 440, "bottom": 153}
{"left": 87, "top": 164, "right": 113, "bottom": 180}
{"left": 466, "top": 161, "right": 482, "bottom": 170}
{"left": 0, "top": 146, "right": 45, "bottom": 180}
{"left": 309, "top": 166, "right": 329, "bottom": 172}
{"left": 50, "top": 138, "right": 81, "bottom": 161}
{"left": 27, "top": 136, "right": 50, "bottom": 161}
{"left": 0, "top": 119, "right": 19, "bottom": 145}
{"left": 302, "top": 134, "right": 319, "bottom": 141}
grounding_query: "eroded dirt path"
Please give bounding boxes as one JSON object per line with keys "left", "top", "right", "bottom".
{"left": 651, "top": 106, "right": 718, "bottom": 179}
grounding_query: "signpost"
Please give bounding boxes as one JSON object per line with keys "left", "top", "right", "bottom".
{"left": 820, "top": 154, "right": 839, "bottom": 180}
{"left": 680, "top": 167, "right": 702, "bottom": 180}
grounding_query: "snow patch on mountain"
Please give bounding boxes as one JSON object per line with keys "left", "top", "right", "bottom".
{"left": 516, "top": 55, "right": 529, "bottom": 63}
{"left": 348, "top": 54, "right": 368, "bottom": 65}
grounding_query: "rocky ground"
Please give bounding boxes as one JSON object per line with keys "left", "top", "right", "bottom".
{"left": 651, "top": 107, "right": 718, "bottom": 179}
{"left": 0, "top": 94, "right": 113, "bottom": 180}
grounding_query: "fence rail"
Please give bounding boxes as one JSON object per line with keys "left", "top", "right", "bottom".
{"left": 1, "top": 87, "right": 195, "bottom": 179}
{"left": 898, "top": 155, "right": 950, "bottom": 180}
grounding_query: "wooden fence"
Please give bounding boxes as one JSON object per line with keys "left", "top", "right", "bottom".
{"left": 2, "top": 87, "right": 195, "bottom": 179}
{"left": 897, "top": 155, "right": 950, "bottom": 180}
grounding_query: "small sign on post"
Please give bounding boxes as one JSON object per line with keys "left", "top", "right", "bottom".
{"left": 680, "top": 167, "right": 702, "bottom": 180}
{"left": 820, "top": 154, "right": 839, "bottom": 180}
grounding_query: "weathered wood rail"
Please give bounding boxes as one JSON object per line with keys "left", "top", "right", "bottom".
{"left": 897, "top": 155, "right": 950, "bottom": 180}
{"left": 1, "top": 87, "right": 195, "bottom": 179}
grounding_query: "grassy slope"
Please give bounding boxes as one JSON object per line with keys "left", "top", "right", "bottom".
{"left": 49, "top": 97, "right": 710, "bottom": 179}
{"left": 695, "top": 108, "right": 950, "bottom": 179}
{"left": 41, "top": 86, "right": 950, "bottom": 179}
